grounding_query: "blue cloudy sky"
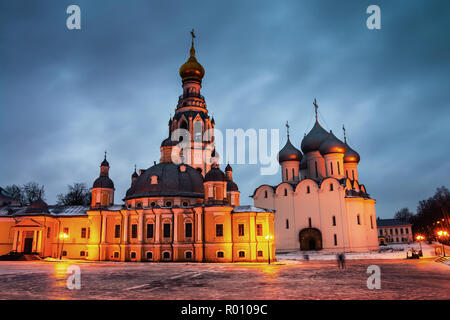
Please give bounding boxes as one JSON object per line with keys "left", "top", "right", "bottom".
{"left": 1, "top": 0, "right": 449, "bottom": 217}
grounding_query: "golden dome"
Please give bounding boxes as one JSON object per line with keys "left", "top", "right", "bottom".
{"left": 179, "top": 43, "right": 205, "bottom": 82}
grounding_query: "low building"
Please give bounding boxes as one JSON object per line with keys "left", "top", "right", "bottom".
{"left": 376, "top": 218, "right": 413, "bottom": 245}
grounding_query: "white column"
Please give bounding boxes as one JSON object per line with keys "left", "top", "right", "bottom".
{"left": 32, "top": 230, "right": 37, "bottom": 252}
{"left": 173, "top": 213, "right": 178, "bottom": 243}
{"left": 12, "top": 230, "right": 18, "bottom": 251}
{"left": 138, "top": 212, "right": 144, "bottom": 243}
{"left": 196, "top": 211, "right": 202, "bottom": 242}
{"left": 123, "top": 212, "right": 129, "bottom": 244}
{"left": 101, "top": 214, "right": 107, "bottom": 243}
{"left": 155, "top": 213, "right": 160, "bottom": 243}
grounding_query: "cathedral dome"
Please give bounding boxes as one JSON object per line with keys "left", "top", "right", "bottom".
{"left": 93, "top": 176, "right": 114, "bottom": 189}
{"left": 124, "top": 162, "right": 204, "bottom": 200}
{"left": 226, "top": 180, "right": 239, "bottom": 192}
{"left": 318, "top": 131, "right": 347, "bottom": 155}
{"left": 204, "top": 167, "right": 226, "bottom": 182}
{"left": 301, "top": 121, "right": 329, "bottom": 154}
{"left": 278, "top": 138, "right": 302, "bottom": 163}
{"left": 344, "top": 143, "right": 360, "bottom": 163}
{"left": 179, "top": 44, "right": 204, "bottom": 82}
{"left": 161, "top": 137, "right": 178, "bottom": 147}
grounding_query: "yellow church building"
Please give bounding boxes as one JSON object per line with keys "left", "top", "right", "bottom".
{"left": 0, "top": 35, "right": 275, "bottom": 263}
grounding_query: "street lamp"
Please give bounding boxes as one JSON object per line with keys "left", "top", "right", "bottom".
{"left": 416, "top": 235, "right": 424, "bottom": 256}
{"left": 59, "top": 232, "right": 69, "bottom": 260}
{"left": 265, "top": 235, "right": 273, "bottom": 264}
{"left": 436, "top": 230, "right": 448, "bottom": 257}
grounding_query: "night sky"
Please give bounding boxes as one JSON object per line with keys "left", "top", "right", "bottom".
{"left": 1, "top": 0, "right": 449, "bottom": 218}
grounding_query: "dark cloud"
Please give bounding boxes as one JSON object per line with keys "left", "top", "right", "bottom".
{"left": 1, "top": 0, "right": 449, "bottom": 218}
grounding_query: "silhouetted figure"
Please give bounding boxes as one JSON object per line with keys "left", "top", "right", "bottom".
{"left": 337, "top": 253, "right": 346, "bottom": 269}
{"left": 303, "top": 254, "right": 309, "bottom": 261}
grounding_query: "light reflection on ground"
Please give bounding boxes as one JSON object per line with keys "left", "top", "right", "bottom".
{"left": 0, "top": 259, "right": 448, "bottom": 300}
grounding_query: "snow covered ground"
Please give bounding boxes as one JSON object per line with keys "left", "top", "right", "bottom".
{"left": 276, "top": 242, "right": 448, "bottom": 261}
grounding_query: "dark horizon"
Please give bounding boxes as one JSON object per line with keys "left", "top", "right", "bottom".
{"left": 1, "top": 0, "right": 449, "bottom": 218}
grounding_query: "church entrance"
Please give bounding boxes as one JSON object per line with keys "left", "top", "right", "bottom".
{"left": 299, "top": 228, "right": 322, "bottom": 251}
{"left": 23, "top": 238, "right": 33, "bottom": 254}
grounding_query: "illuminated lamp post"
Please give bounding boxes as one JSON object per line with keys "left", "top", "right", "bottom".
{"left": 437, "top": 230, "right": 448, "bottom": 257}
{"left": 416, "top": 235, "right": 424, "bottom": 256}
{"left": 59, "top": 232, "right": 69, "bottom": 260}
{"left": 265, "top": 235, "right": 273, "bottom": 264}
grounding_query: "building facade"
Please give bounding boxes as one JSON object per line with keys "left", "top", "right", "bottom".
{"left": 376, "top": 218, "right": 413, "bottom": 245}
{"left": 0, "top": 35, "right": 275, "bottom": 263}
{"left": 252, "top": 105, "right": 379, "bottom": 253}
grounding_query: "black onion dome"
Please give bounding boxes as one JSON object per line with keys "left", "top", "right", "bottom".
{"left": 301, "top": 121, "right": 329, "bottom": 154}
{"left": 319, "top": 131, "right": 347, "bottom": 155}
{"left": 25, "top": 197, "right": 49, "bottom": 214}
{"left": 101, "top": 158, "right": 109, "bottom": 167}
{"left": 161, "top": 137, "right": 178, "bottom": 147}
{"left": 204, "top": 167, "right": 226, "bottom": 182}
{"left": 93, "top": 176, "right": 114, "bottom": 189}
{"left": 344, "top": 143, "right": 361, "bottom": 163}
{"left": 225, "top": 163, "right": 232, "bottom": 172}
{"left": 278, "top": 138, "right": 302, "bottom": 163}
{"left": 132, "top": 170, "right": 138, "bottom": 178}
{"left": 124, "top": 162, "right": 204, "bottom": 199}
{"left": 226, "top": 180, "right": 239, "bottom": 192}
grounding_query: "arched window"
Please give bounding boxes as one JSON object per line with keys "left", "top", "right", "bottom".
{"left": 307, "top": 186, "right": 310, "bottom": 194}
{"left": 284, "top": 189, "right": 288, "bottom": 196}
{"left": 264, "top": 190, "right": 268, "bottom": 198}
{"left": 286, "top": 219, "right": 289, "bottom": 229}
{"left": 330, "top": 184, "right": 334, "bottom": 191}
{"left": 352, "top": 170, "right": 355, "bottom": 180}
{"left": 285, "top": 168, "right": 288, "bottom": 180}
{"left": 337, "top": 162, "right": 341, "bottom": 175}
{"left": 193, "top": 120, "right": 203, "bottom": 142}
{"left": 332, "top": 216, "right": 336, "bottom": 226}
{"left": 334, "top": 234, "right": 338, "bottom": 246}
{"left": 308, "top": 217, "right": 312, "bottom": 228}
{"left": 166, "top": 201, "right": 172, "bottom": 207}
{"left": 357, "top": 214, "right": 361, "bottom": 225}
{"left": 330, "top": 162, "right": 334, "bottom": 175}
{"left": 315, "top": 161, "right": 318, "bottom": 178}
{"left": 146, "top": 251, "right": 153, "bottom": 260}
{"left": 292, "top": 168, "right": 295, "bottom": 180}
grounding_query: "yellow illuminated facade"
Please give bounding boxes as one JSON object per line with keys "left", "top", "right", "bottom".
{"left": 0, "top": 35, "right": 275, "bottom": 263}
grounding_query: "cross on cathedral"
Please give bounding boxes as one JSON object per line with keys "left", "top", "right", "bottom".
{"left": 313, "top": 98, "right": 319, "bottom": 121}
{"left": 286, "top": 121, "right": 290, "bottom": 139}
{"left": 104, "top": 150, "right": 107, "bottom": 159}
{"left": 343, "top": 124, "right": 347, "bottom": 143}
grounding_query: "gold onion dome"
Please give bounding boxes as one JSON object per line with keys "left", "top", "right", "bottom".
{"left": 344, "top": 143, "right": 360, "bottom": 163}
{"left": 179, "top": 42, "right": 205, "bottom": 82}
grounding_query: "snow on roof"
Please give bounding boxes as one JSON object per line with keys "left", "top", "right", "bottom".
{"left": 376, "top": 218, "right": 412, "bottom": 227}
{"left": 232, "top": 205, "right": 274, "bottom": 213}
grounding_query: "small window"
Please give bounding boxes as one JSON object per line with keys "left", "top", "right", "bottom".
{"left": 334, "top": 234, "right": 337, "bottom": 246}
{"left": 147, "top": 224, "right": 154, "bottom": 239}
{"left": 87, "top": 227, "right": 90, "bottom": 239}
{"left": 113, "top": 252, "right": 119, "bottom": 258}
{"left": 131, "top": 224, "right": 138, "bottom": 238}
{"left": 406, "top": 229, "right": 409, "bottom": 234}
{"left": 182, "top": 201, "right": 189, "bottom": 207}
{"left": 286, "top": 219, "right": 289, "bottom": 229}
{"left": 308, "top": 217, "right": 312, "bottom": 228}
{"left": 330, "top": 162, "right": 334, "bottom": 175}
{"left": 81, "top": 228, "right": 87, "bottom": 238}
{"left": 370, "top": 216, "right": 374, "bottom": 229}
{"left": 379, "top": 229, "right": 383, "bottom": 236}
{"left": 337, "top": 162, "right": 341, "bottom": 175}
{"left": 163, "top": 251, "right": 170, "bottom": 259}
{"left": 292, "top": 168, "right": 295, "bottom": 180}
{"left": 115, "top": 225, "right": 121, "bottom": 238}
{"left": 130, "top": 252, "right": 136, "bottom": 259}
{"left": 357, "top": 215, "right": 361, "bottom": 225}
{"left": 264, "top": 190, "right": 268, "bottom": 198}
{"left": 47, "top": 227, "right": 51, "bottom": 239}
{"left": 163, "top": 223, "right": 171, "bottom": 238}
{"left": 217, "top": 251, "right": 224, "bottom": 258}
{"left": 185, "top": 251, "right": 192, "bottom": 259}
{"left": 238, "top": 224, "right": 245, "bottom": 237}
{"left": 150, "top": 202, "right": 156, "bottom": 207}
{"left": 256, "top": 224, "right": 263, "bottom": 236}
{"left": 330, "top": 184, "right": 334, "bottom": 191}
{"left": 315, "top": 161, "right": 318, "bottom": 178}
{"left": 80, "top": 251, "right": 85, "bottom": 257}
{"left": 284, "top": 189, "right": 288, "bottom": 196}
{"left": 307, "top": 186, "right": 310, "bottom": 194}
{"left": 238, "top": 251, "right": 245, "bottom": 258}
{"left": 185, "top": 222, "right": 193, "bottom": 238}
{"left": 166, "top": 201, "right": 172, "bottom": 207}
{"left": 400, "top": 228, "right": 403, "bottom": 234}
{"left": 216, "top": 224, "right": 224, "bottom": 237}
{"left": 146, "top": 251, "right": 153, "bottom": 260}
{"left": 136, "top": 202, "right": 142, "bottom": 208}
{"left": 332, "top": 216, "right": 336, "bottom": 226}
{"left": 62, "top": 251, "right": 67, "bottom": 257}
{"left": 395, "top": 228, "right": 398, "bottom": 235}
{"left": 257, "top": 250, "right": 263, "bottom": 257}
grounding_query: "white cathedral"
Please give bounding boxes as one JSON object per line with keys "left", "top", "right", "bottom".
{"left": 252, "top": 100, "right": 379, "bottom": 253}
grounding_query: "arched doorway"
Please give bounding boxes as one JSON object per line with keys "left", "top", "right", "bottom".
{"left": 299, "top": 228, "right": 322, "bottom": 251}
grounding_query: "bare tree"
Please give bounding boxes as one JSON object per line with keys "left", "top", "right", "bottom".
{"left": 4, "top": 184, "right": 25, "bottom": 205}
{"left": 57, "top": 183, "right": 91, "bottom": 206}
{"left": 22, "top": 182, "right": 45, "bottom": 205}
{"left": 394, "top": 207, "right": 414, "bottom": 222}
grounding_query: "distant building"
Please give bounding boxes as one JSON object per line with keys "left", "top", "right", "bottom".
{"left": 376, "top": 218, "right": 413, "bottom": 245}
